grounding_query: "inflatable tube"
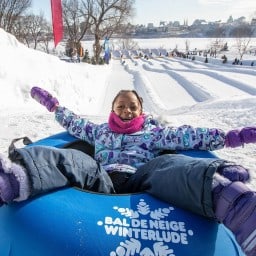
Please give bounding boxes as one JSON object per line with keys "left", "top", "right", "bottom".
{"left": 0, "top": 132, "right": 245, "bottom": 256}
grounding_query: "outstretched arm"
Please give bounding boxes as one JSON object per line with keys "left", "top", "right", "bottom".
{"left": 156, "top": 125, "right": 226, "bottom": 151}
{"left": 30, "top": 86, "right": 97, "bottom": 144}
{"left": 54, "top": 106, "right": 97, "bottom": 144}
{"left": 160, "top": 125, "right": 256, "bottom": 150}
{"left": 155, "top": 123, "right": 256, "bottom": 151}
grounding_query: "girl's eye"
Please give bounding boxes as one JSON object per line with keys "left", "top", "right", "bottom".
{"left": 115, "top": 105, "right": 139, "bottom": 111}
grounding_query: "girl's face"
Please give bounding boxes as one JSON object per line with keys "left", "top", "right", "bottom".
{"left": 112, "top": 92, "right": 142, "bottom": 121}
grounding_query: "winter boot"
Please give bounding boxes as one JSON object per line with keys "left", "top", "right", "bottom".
{"left": 0, "top": 172, "right": 19, "bottom": 203}
{"left": 213, "top": 181, "right": 256, "bottom": 256}
{"left": 0, "top": 154, "right": 30, "bottom": 204}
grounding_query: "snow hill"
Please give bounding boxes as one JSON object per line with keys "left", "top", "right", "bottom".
{"left": 0, "top": 28, "right": 256, "bottom": 187}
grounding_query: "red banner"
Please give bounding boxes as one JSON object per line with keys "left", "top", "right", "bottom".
{"left": 50, "top": 0, "right": 63, "bottom": 47}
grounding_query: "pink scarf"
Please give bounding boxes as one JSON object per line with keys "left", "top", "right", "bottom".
{"left": 108, "top": 112, "right": 145, "bottom": 134}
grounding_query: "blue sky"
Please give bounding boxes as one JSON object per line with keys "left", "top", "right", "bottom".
{"left": 32, "top": 0, "right": 255, "bottom": 25}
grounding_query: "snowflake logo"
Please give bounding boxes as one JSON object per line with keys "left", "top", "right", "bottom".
{"left": 97, "top": 199, "right": 194, "bottom": 256}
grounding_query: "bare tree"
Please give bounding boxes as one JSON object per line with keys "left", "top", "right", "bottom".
{"left": 0, "top": 0, "right": 31, "bottom": 33}
{"left": 62, "top": 0, "right": 92, "bottom": 55}
{"left": 40, "top": 24, "right": 54, "bottom": 54}
{"left": 81, "top": 0, "right": 135, "bottom": 63}
{"left": 12, "top": 15, "right": 30, "bottom": 44}
{"left": 116, "top": 37, "right": 138, "bottom": 50}
{"left": 13, "top": 13, "right": 49, "bottom": 49}
{"left": 232, "top": 24, "right": 255, "bottom": 60}
{"left": 28, "top": 14, "right": 48, "bottom": 49}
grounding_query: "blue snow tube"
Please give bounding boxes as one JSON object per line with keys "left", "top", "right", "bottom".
{"left": 0, "top": 132, "right": 245, "bottom": 256}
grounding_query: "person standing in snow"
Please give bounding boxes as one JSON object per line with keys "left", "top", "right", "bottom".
{"left": 0, "top": 87, "right": 256, "bottom": 256}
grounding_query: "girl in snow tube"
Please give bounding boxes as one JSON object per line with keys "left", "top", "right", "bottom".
{"left": 0, "top": 87, "right": 256, "bottom": 256}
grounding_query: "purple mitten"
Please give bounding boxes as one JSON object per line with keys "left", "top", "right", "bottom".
{"left": 225, "top": 129, "right": 243, "bottom": 148}
{"left": 240, "top": 127, "right": 256, "bottom": 144}
{"left": 31, "top": 87, "right": 59, "bottom": 112}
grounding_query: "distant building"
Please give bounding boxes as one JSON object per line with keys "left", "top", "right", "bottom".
{"left": 227, "top": 15, "right": 233, "bottom": 24}
{"left": 147, "top": 23, "right": 154, "bottom": 29}
{"left": 251, "top": 18, "right": 256, "bottom": 26}
{"left": 183, "top": 19, "right": 189, "bottom": 28}
{"left": 159, "top": 21, "right": 167, "bottom": 26}
{"left": 192, "top": 19, "right": 207, "bottom": 26}
{"left": 126, "top": 14, "right": 256, "bottom": 38}
{"left": 233, "top": 16, "right": 246, "bottom": 25}
{"left": 173, "top": 21, "right": 180, "bottom": 27}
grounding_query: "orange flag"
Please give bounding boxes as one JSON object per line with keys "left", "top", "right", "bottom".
{"left": 50, "top": 0, "right": 63, "bottom": 47}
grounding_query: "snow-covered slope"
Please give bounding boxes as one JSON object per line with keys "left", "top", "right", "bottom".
{"left": 0, "top": 28, "right": 256, "bottom": 187}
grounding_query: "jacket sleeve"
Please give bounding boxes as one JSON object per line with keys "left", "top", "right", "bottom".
{"left": 54, "top": 106, "right": 96, "bottom": 144}
{"left": 154, "top": 125, "right": 226, "bottom": 151}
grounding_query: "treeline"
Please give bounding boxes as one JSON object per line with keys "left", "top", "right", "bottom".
{"left": 0, "top": 0, "right": 135, "bottom": 64}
